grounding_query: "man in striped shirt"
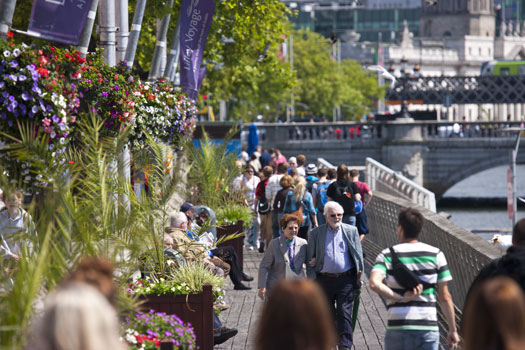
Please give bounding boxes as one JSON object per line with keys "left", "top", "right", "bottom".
{"left": 369, "top": 208, "right": 459, "bottom": 350}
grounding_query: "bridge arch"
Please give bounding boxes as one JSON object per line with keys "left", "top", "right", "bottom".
{"left": 439, "top": 156, "right": 510, "bottom": 197}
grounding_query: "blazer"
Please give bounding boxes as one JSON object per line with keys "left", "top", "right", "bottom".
{"left": 306, "top": 223, "right": 364, "bottom": 280}
{"left": 258, "top": 235, "right": 307, "bottom": 290}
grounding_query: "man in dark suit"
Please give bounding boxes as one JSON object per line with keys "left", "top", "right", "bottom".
{"left": 307, "top": 201, "right": 364, "bottom": 350}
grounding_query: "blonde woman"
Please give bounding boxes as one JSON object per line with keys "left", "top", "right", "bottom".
{"left": 283, "top": 177, "right": 317, "bottom": 240}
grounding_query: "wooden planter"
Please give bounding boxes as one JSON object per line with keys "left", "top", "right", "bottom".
{"left": 139, "top": 284, "right": 214, "bottom": 350}
{"left": 216, "top": 220, "right": 244, "bottom": 267}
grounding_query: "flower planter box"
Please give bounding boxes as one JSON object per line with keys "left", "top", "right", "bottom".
{"left": 140, "top": 284, "right": 214, "bottom": 350}
{"left": 216, "top": 220, "right": 244, "bottom": 267}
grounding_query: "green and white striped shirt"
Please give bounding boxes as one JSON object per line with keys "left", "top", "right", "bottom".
{"left": 372, "top": 242, "right": 452, "bottom": 331}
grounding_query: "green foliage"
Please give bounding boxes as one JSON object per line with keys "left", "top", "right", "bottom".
{"left": 0, "top": 113, "right": 186, "bottom": 348}
{"left": 292, "top": 28, "right": 385, "bottom": 120}
{"left": 215, "top": 204, "right": 253, "bottom": 226}
{"left": 184, "top": 128, "right": 242, "bottom": 213}
{"left": 170, "top": 263, "right": 224, "bottom": 294}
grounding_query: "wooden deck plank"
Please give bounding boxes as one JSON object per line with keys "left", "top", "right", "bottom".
{"left": 216, "top": 246, "right": 388, "bottom": 350}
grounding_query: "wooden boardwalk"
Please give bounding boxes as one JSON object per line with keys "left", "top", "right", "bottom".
{"left": 215, "top": 242, "right": 388, "bottom": 349}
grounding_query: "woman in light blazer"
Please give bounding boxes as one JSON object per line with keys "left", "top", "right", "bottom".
{"left": 258, "top": 214, "right": 307, "bottom": 300}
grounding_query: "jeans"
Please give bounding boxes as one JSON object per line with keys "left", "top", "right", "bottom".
{"left": 245, "top": 218, "right": 258, "bottom": 247}
{"left": 317, "top": 211, "right": 326, "bottom": 226}
{"left": 342, "top": 214, "right": 356, "bottom": 227}
{"left": 385, "top": 330, "right": 439, "bottom": 350}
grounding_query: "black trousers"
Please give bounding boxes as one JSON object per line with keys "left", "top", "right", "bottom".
{"left": 211, "top": 246, "right": 244, "bottom": 286}
{"left": 316, "top": 271, "right": 357, "bottom": 348}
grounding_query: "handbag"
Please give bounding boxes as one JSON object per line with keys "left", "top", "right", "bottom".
{"left": 290, "top": 203, "right": 304, "bottom": 226}
{"left": 258, "top": 181, "right": 271, "bottom": 214}
{"left": 389, "top": 247, "right": 434, "bottom": 291}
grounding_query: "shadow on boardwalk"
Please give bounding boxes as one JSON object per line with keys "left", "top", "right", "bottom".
{"left": 215, "top": 242, "right": 387, "bottom": 350}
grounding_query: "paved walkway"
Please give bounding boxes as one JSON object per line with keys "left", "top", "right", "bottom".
{"left": 215, "top": 242, "right": 387, "bottom": 349}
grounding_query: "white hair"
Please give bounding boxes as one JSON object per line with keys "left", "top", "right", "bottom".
{"left": 170, "top": 211, "right": 188, "bottom": 228}
{"left": 27, "top": 282, "right": 127, "bottom": 350}
{"left": 323, "top": 201, "right": 344, "bottom": 216}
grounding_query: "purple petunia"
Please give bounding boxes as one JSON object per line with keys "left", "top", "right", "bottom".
{"left": 8, "top": 74, "right": 17, "bottom": 81}
{"left": 18, "top": 74, "right": 26, "bottom": 81}
{"left": 2, "top": 91, "right": 9, "bottom": 98}
{"left": 59, "top": 123, "right": 65, "bottom": 131}
{"left": 114, "top": 85, "right": 119, "bottom": 91}
{"left": 0, "top": 81, "right": 4, "bottom": 89}
{"left": 9, "top": 61, "right": 18, "bottom": 68}
{"left": 21, "top": 91, "right": 31, "bottom": 101}
{"left": 52, "top": 115, "right": 59, "bottom": 123}
{"left": 31, "top": 105, "right": 39, "bottom": 114}
{"left": 102, "top": 91, "right": 108, "bottom": 98}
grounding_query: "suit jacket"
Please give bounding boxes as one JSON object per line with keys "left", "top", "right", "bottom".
{"left": 258, "top": 235, "right": 307, "bottom": 290}
{"left": 306, "top": 223, "right": 364, "bottom": 280}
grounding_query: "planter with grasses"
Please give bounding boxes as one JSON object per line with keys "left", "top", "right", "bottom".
{"left": 130, "top": 264, "right": 224, "bottom": 350}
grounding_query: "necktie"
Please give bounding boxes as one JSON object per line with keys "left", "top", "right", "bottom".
{"left": 288, "top": 242, "right": 295, "bottom": 271}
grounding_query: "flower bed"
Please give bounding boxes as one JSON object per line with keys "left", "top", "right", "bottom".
{"left": 0, "top": 40, "right": 196, "bottom": 190}
{"left": 124, "top": 310, "right": 197, "bottom": 350}
{"left": 138, "top": 284, "right": 214, "bottom": 350}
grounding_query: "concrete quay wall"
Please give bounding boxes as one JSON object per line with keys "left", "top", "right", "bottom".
{"left": 366, "top": 191, "right": 504, "bottom": 310}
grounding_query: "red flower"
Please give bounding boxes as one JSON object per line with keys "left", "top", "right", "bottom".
{"left": 37, "top": 67, "right": 49, "bottom": 78}
{"left": 38, "top": 56, "right": 48, "bottom": 66}
{"left": 7, "top": 31, "right": 13, "bottom": 41}
{"left": 78, "top": 57, "right": 86, "bottom": 64}
{"left": 49, "top": 46, "right": 56, "bottom": 51}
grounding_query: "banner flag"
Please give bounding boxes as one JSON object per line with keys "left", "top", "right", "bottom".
{"left": 28, "top": 0, "right": 94, "bottom": 45}
{"left": 179, "top": 0, "right": 216, "bottom": 100}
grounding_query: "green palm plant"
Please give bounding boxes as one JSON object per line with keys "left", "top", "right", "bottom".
{"left": 183, "top": 127, "right": 245, "bottom": 218}
{"left": 0, "top": 114, "right": 187, "bottom": 349}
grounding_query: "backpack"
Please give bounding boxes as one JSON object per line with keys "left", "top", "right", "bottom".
{"left": 316, "top": 181, "right": 330, "bottom": 208}
{"left": 257, "top": 181, "right": 271, "bottom": 214}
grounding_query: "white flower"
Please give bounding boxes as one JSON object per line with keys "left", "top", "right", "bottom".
{"left": 59, "top": 138, "right": 65, "bottom": 144}
{"left": 48, "top": 144, "right": 54, "bottom": 151}
{"left": 3, "top": 50, "right": 11, "bottom": 57}
{"left": 50, "top": 131, "right": 56, "bottom": 139}
{"left": 12, "top": 49, "right": 20, "bottom": 57}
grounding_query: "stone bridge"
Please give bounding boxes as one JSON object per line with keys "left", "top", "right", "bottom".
{"left": 252, "top": 120, "right": 525, "bottom": 198}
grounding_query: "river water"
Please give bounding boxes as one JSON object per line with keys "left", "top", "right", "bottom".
{"left": 439, "top": 165, "right": 525, "bottom": 235}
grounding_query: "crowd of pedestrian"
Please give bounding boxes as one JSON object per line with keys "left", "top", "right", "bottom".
{"left": 3, "top": 141, "right": 525, "bottom": 350}
{"left": 241, "top": 146, "right": 525, "bottom": 350}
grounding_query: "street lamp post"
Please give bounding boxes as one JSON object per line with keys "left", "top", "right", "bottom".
{"left": 399, "top": 56, "right": 410, "bottom": 119}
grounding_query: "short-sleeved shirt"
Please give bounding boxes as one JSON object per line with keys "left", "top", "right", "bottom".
{"left": 372, "top": 242, "right": 452, "bottom": 332}
{"left": 326, "top": 179, "right": 359, "bottom": 215}
{"left": 353, "top": 180, "right": 371, "bottom": 199}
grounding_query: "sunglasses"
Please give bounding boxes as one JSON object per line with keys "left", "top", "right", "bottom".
{"left": 330, "top": 213, "right": 343, "bottom": 218}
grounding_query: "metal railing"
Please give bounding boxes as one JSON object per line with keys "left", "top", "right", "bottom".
{"left": 365, "top": 157, "right": 437, "bottom": 212}
{"left": 250, "top": 121, "right": 524, "bottom": 145}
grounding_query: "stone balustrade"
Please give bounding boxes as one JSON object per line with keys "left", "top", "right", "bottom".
{"left": 366, "top": 157, "right": 437, "bottom": 212}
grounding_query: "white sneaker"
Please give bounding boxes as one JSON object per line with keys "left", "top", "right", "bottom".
{"left": 248, "top": 246, "right": 254, "bottom": 251}
{"left": 256, "top": 241, "right": 260, "bottom": 249}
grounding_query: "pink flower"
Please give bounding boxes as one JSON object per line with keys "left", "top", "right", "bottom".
{"left": 42, "top": 118, "right": 51, "bottom": 127}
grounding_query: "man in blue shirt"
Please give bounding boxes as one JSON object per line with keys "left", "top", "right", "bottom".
{"left": 307, "top": 201, "right": 364, "bottom": 350}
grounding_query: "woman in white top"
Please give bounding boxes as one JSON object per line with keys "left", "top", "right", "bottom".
{"left": 241, "top": 165, "right": 260, "bottom": 250}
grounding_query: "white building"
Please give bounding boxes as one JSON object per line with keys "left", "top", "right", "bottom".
{"left": 342, "top": 0, "right": 525, "bottom": 121}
